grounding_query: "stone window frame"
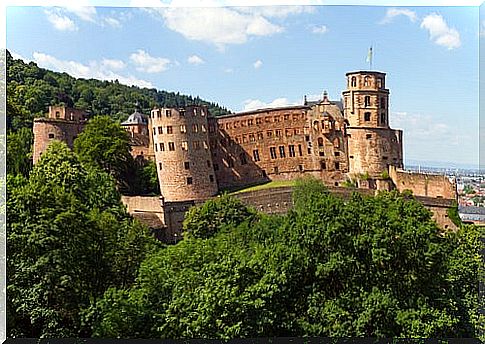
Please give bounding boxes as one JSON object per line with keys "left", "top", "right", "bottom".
{"left": 270, "top": 147, "right": 277, "bottom": 159}
{"left": 288, "top": 145, "right": 296, "bottom": 157}
{"left": 253, "top": 149, "right": 260, "bottom": 162}
{"left": 364, "top": 112, "right": 371, "bottom": 121}
{"left": 184, "top": 161, "right": 190, "bottom": 170}
{"left": 364, "top": 76, "right": 370, "bottom": 87}
{"left": 180, "top": 125, "right": 187, "bottom": 133}
{"left": 351, "top": 76, "right": 357, "bottom": 87}
{"left": 48, "top": 133, "right": 55, "bottom": 139}
{"left": 193, "top": 141, "right": 200, "bottom": 150}
{"left": 166, "top": 126, "right": 173, "bottom": 134}
{"left": 364, "top": 96, "right": 371, "bottom": 107}
{"left": 181, "top": 141, "right": 189, "bottom": 151}
{"left": 165, "top": 110, "right": 172, "bottom": 117}
{"left": 160, "top": 142, "right": 165, "bottom": 151}
{"left": 187, "top": 177, "right": 193, "bottom": 185}
{"left": 158, "top": 126, "right": 163, "bottom": 134}
{"left": 168, "top": 142, "right": 175, "bottom": 151}
{"left": 159, "top": 162, "right": 163, "bottom": 170}
{"left": 335, "top": 162, "right": 340, "bottom": 170}
{"left": 279, "top": 146, "right": 286, "bottom": 158}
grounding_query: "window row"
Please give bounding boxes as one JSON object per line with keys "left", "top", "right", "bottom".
{"left": 154, "top": 140, "right": 209, "bottom": 152}
{"left": 152, "top": 124, "right": 207, "bottom": 135}
{"left": 349, "top": 76, "right": 384, "bottom": 89}
{"left": 222, "top": 113, "right": 305, "bottom": 130}
{"left": 363, "top": 112, "right": 387, "bottom": 125}
{"left": 218, "top": 128, "right": 304, "bottom": 146}
{"left": 151, "top": 108, "right": 205, "bottom": 119}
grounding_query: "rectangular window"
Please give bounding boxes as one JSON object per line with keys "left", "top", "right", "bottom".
{"left": 275, "top": 129, "right": 282, "bottom": 137}
{"left": 249, "top": 133, "right": 255, "bottom": 142}
{"left": 307, "top": 148, "right": 312, "bottom": 155}
{"left": 166, "top": 126, "right": 173, "bottom": 134}
{"left": 168, "top": 142, "right": 175, "bottom": 151}
{"left": 159, "top": 162, "right": 163, "bottom": 170}
{"left": 335, "top": 162, "right": 340, "bottom": 170}
{"left": 48, "top": 133, "right": 55, "bottom": 139}
{"left": 153, "top": 127, "right": 157, "bottom": 135}
{"left": 279, "top": 146, "right": 286, "bottom": 158}
{"left": 187, "top": 177, "right": 193, "bottom": 185}
{"left": 257, "top": 132, "right": 264, "bottom": 140}
{"left": 298, "top": 144, "right": 303, "bottom": 156}
{"left": 285, "top": 129, "right": 292, "bottom": 137}
{"left": 366, "top": 134, "right": 372, "bottom": 139}
{"left": 298, "top": 164, "right": 303, "bottom": 172}
{"left": 248, "top": 119, "right": 253, "bottom": 126}
{"left": 157, "top": 110, "right": 161, "bottom": 118}
{"left": 193, "top": 141, "right": 200, "bottom": 150}
{"left": 209, "top": 175, "right": 214, "bottom": 182}
{"left": 158, "top": 127, "right": 163, "bottom": 134}
{"left": 256, "top": 118, "right": 262, "bottom": 125}
{"left": 180, "top": 125, "right": 187, "bottom": 133}
{"left": 284, "top": 114, "right": 290, "bottom": 121}
{"left": 179, "top": 109, "right": 186, "bottom": 116}
{"left": 321, "top": 161, "right": 326, "bottom": 170}
{"left": 305, "top": 135, "right": 310, "bottom": 142}
{"left": 242, "top": 135, "right": 247, "bottom": 143}
{"left": 270, "top": 147, "right": 277, "bottom": 159}
{"left": 184, "top": 161, "right": 190, "bottom": 170}
{"left": 265, "top": 117, "right": 271, "bottom": 123}
{"left": 155, "top": 143, "right": 158, "bottom": 152}
{"left": 160, "top": 143, "right": 165, "bottom": 151}
{"left": 335, "top": 151, "right": 340, "bottom": 157}
{"left": 253, "top": 149, "right": 260, "bottom": 162}
{"left": 181, "top": 141, "right": 188, "bottom": 150}
{"left": 267, "top": 130, "right": 273, "bottom": 138}
{"left": 192, "top": 124, "right": 199, "bottom": 133}
{"left": 364, "top": 112, "right": 371, "bottom": 121}
{"left": 289, "top": 145, "right": 295, "bottom": 157}
{"left": 166, "top": 110, "right": 172, "bottom": 117}
{"left": 274, "top": 166, "right": 279, "bottom": 174}
{"left": 274, "top": 116, "right": 280, "bottom": 122}
{"left": 203, "top": 141, "right": 209, "bottom": 150}
{"left": 201, "top": 124, "right": 207, "bottom": 132}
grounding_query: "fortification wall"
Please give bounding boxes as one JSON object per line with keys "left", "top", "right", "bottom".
{"left": 33, "top": 118, "right": 85, "bottom": 163}
{"left": 389, "top": 166, "right": 456, "bottom": 199}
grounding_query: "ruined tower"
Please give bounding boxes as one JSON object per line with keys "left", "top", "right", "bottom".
{"left": 32, "top": 106, "right": 88, "bottom": 163}
{"left": 150, "top": 105, "right": 218, "bottom": 201}
{"left": 342, "top": 71, "right": 403, "bottom": 177}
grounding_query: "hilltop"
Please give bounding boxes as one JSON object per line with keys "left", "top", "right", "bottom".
{"left": 6, "top": 50, "right": 232, "bottom": 132}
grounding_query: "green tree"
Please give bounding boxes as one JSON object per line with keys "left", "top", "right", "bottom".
{"left": 7, "top": 127, "right": 33, "bottom": 177}
{"left": 7, "top": 141, "right": 157, "bottom": 338}
{"left": 73, "top": 116, "right": 133, "bottom": 191}
{"left": 91, "top": 178, "right": 483, "bottom": 339}
{"left": 182, "top": 193, "right": 257, "bottom": 239}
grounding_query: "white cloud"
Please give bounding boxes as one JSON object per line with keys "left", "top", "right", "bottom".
{"left": 10, "top": 51, "right": 31, "bottom": 62}
{"left": 103, "top": 17, "right": 122, "bottom": 28}
{"left": 311, "top": 25, "right": 327, "bottom": 34}
{"left": 101, "top": 58, "right": 126, "bottom": 70}
{"left": 32, "top": 51, "right": 153, "bottom": 88}
{"left": 223, "top": 67, "right": 234, "bottom": 73}
{"left": 63, "top": 5, "right": 97, "bottom": 22}
{"left": 235, "top": 6, "right": 315, "bottom": 18}
{"left": 129, "top": 49, "right": 171, "bottom": 73}
{"left": 253, "top": 59, "right": 263, "bottom": 69}
{"left": 379, "top": 8, "right": 417, "bottom": 24}
{"left": 187, "top": 55, "right": 205, "bottom": 65}
{"left": 420, "top": 13, "right": 461, "bottom": 50}
{"left": 243, "top": 97, "right": 298, "bottom": 111}
{"left": 44, "top": 9, "right": 78, "bottom": 31}
{"left": 150, "top": 7, "right": 283, "bottom": 49}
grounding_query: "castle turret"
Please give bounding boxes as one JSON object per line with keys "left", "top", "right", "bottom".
{"left": 33, "top": 106, "right": 88, "bottom": 163}
{"left": 150, "top": 105, "right": 218, "bottom": 201}
{"left": 342, "top": 71, "right": 403, "bottom": 177}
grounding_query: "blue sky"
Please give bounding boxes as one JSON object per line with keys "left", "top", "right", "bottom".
{"left": 5, "top": 2, "right": 482, "bottom": 167}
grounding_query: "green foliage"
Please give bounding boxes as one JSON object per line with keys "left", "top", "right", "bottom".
{"left": 73, "top": 116, "right": 133, "bottom": 191}
{"left": 447, "top": 202, "right": 463, "bottom": 228}
{"left": 463, "top": 185, "right": 475, "bottom": 195}
{"left": 129, "top": 160, "right": 160, "bottom": 195}
{"left": 7, "top": 127, "right": 33, "bottom": 177}
{"left": 380, "top": 169, "right": 390, "bottom": 179}
{"left": 183, "top": 193, "right": 257, "bottom": 239}
{"left": 7, "top": 141, "right": 158, "bottom": 338}
{"left": 90, "top": 179, "right": 483, "bottom": 338}
{"left": 7, "top": 50, "right": 231, "bottom": 131}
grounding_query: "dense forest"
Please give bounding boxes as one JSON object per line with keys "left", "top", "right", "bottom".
{"left": 5, "top": 49, "right": 484, "bottom": 339}
{"left": 6, "top": 50, "right": 231, "bottom": 132}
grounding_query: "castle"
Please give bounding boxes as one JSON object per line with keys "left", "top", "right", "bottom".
{"left": 33, "top": 71, "right": 458, "bottom": 241}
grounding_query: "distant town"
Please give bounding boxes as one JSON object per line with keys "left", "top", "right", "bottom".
{"left": 405, "top": 164, "right": 485, "bottom": 225}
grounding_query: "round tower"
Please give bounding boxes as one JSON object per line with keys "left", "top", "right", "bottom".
{"left": 342, "top": 71, "right": 403, "bottom": 177}
{"left": 150, "top": 105, "right": 218, "bottom": 201}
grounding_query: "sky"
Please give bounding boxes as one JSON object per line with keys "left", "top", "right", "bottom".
{"left": 4, "top": 1, "right": 483, "bottom": 168}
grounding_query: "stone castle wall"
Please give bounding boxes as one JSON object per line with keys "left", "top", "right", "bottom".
{"left": 389, "top": 165, "right": 457, "bottom": 199}
{"left": 32, "top": 118, "right": 85, "bottom": 163}
{"left": 150, "top": 106, "right": 218, "bottom": 201}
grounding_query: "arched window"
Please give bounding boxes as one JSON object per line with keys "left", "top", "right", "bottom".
{"left": 364, "top": 76, "right": 370, "bottom": 86}
{"left": 351, "top": 76, "right": 356, "bottom": 87}
{"left": 364, "top": 96, "right": 371, "bottom": 107}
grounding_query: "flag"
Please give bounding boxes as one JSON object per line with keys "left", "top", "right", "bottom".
{"left": 366, "top": 46, "right": 373, "bottom": 63}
